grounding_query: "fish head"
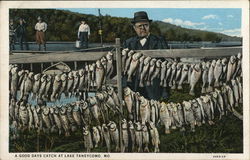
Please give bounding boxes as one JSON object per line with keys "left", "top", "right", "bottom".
{"left": 73, "top": 71, "right": 79, "bottom": 77}
{"left": 106, "top": 51, "right": 113, "bottom": 60}
{"left": 95, "top": 60, "right": 102, "bottom": 68}
{"left": 78, "top": 69, "right": 84, "bottom": 76}
{"left": 96, "top": 92, "right": 104, "bottom": 101}
{"left": 160, "top": 102, "right": 167, "bottom": 112}
{"left": 176, "top": 63, "right": 182, "bottom": 70}
{"left": 231, "top": 79, "right": 236, "bottom": 85}
{"left": 80, "top": 101, "right": 88, "bottom": 110}
{"left": 212, "top": 91, "right": 218, "bottom": 98}
{"left": 211, "top": 60, "right": 216, "bottom": 66}
{"left": 166, "top": 62, "right": 172, "bottom": 68}
{"left": 144, "top": 57, "right": 151, "bottom": 65}
{"left": 216, "top": 59, "right": 221, "bottom": 65}
{"left": 156, "top": 60, "right": 162, "bottom": 67}
{"left": 128, "top": 50, "right": 135, "bottom": 57}
{"left": 60, "top": 73, "right": 67, "bottom": 81}
{"left": 122, "top": 48, "right": 129, "bottom": 56}
{"left": 237, "top": 52, "right": 242, "bottom": 59}
{"left": 150, "top": 58, "right": 157, "bottom": 65}
{"left": 194, "top": 64, "right": 201, "bottom": 71}
{"left": 66, "top": 105, "right": 73, "bottom": 112}
{"left": 123, "top": 87, "right": 131, "bottom": 96}
{"left": 28, "top": 72, "right": 34, "bottom": 79}
{"left": 68, "top": 72, "right": 74, "bottom": 78}
{"left": 132, "top": 52, "right": 142, "bottom": 60}
{"left": 34, "top": 73, "right": 41, "bottom": 80}
{"left": 50, "top": 107, "right": 54, "bottom": 113}
{"left": 135, "top": 122, "right": 142, "bottom": 130}
{"left": 46, "top": 75, "right": 52, "bottom": 81}
{"left": 202, "top": 96, "right": 210, "bottom": 103}
{"left": 43, "top": 107, "right": 50, "bottom": 114}
{"left": 148, "top": 121, "right": 155, "bottom": 129}
{"left": 221, "top": 58, "right": 228, "bottom": 65}
{"left": 55, "top": 74, "right": 61, "bottom": 81}
{"left": 101, "top": 57, "right": 107, "bottom": 64}
{"left": 230, "top": 55, "right": 236, "bottom": 63}
{"left": 142, "top": 125, "right": 147, "bottom": 132}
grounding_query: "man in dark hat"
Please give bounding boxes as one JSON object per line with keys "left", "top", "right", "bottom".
{"left": 123, "top": 11, "right": 168, "bottom": 50}
{"left": 15, "top": 18, "right": 29, "bottom": 50}
{"left": 123, "top": 11, "right": 168, "bottom": 100}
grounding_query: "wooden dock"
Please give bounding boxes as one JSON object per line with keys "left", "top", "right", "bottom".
{"left": 10, "top": 46, "right": 242, "bottom": 64}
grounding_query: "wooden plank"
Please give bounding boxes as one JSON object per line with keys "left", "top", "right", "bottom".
{"left": 9, "top": 46, "right": 242, "bottom": 64}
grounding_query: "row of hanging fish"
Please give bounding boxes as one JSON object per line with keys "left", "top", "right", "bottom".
{"left": 123, "top": 76, "right": 242, "bottom": 134}
{"left": 9, "top": 51, "right": 114, "bottom": 102}
{"left": 122, "top": 48, "right": 242, "bottom": 96}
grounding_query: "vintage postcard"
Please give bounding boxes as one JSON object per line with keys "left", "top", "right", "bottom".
{"left": 0, "top": 1, "right": 249, "bottom": 160}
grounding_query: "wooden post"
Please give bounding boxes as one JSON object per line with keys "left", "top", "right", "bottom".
{"left": 74, "top": 61, "right": 77, "bottom": 70}
{"left": 115, "top": 38, "right": 123, "bottom": 152}
{"left": 41, "top": 63, "right": 44, "bottom": 72}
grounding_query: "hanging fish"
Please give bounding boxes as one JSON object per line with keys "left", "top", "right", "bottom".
{"left": 92, "top": 126, "right": 101, "bottom": 148}
{"left": 164, "top": 62, "right": 172, "bottom": 87}
{"left": 148, "top": 121, "right": 160, "bottom": 153}
{"left": 95, "top": 60, "right": 105, "bottom": 90}
{"left": 121, "top": 48, "right": 129, "bottom": 73}
{"left": 150, "top": 59, "right": 162, "bottom": 86}
{"left": 176, "top": 103, "right": 185, "bottom": 131}
{"left": 108, "top": 121, "right": 120, "bottom": 152}
{"left": 27, "top": 104, "right": 34, "bottom": 131}
{"left": 127, "top": 52, "right": 142, "bottom": 82}
{"left": 102, "top": 123, "right": 111, "bottom": 152}
{"left": 128, "top": 121, "right": 136, "bottom": 152}
{"left": 106, "top": 51, "right": 114, "bottom": 80}
{"left": 58, "top": 73, "right": 67, "bottom": 99}
{"left": 124, "top": 50, "right": 135, "bottom": 75}
{"left": 121, "top": 119, "right": 129, "bottom": 152}
{"left": 226, "top": 55, "right": 237, "bottom": 82}
{"left": 232, "top": 53, "right": 242, "bottom": 79}
{"left": 214, "top": 59, "right": 223, "bottom": 87}
{"left": 139, "top": 57, "right": 151, "bottom": 87}
{"left": 10, "top": 66, "right": 19, "bottom": 100}
{"left": 72, "top": 101, "right": 83, "bottom": 127}
{"left": 41, "top": 106, "right": 52, "bottom": 133}
{"left": 139, "top": 97, "right": 150, "bottom": 126}
{"left": 182, "top": 101, "right": 195, "bottom": 132}
{"left": 18, "top": 101, "right": 29, "bottom": 130}
{"left": 160, "top": 60, "right": 168, "bottom": 87}
{"left": 82, "top": 126, "right": 93, "bottom": 152}
{"left": 168, "top": 61, "right": 177, "bottom": 89}
{"left": 191, "top": 99, "right": 203, "bottom": 126}
{"left": 201, "top": 62, "right": 209, "bottom": 93}
{"left": 123, "top": 87, "right": 135, "bottom": 120}
{"left": 134, "top": 121, "right": 143, "bottom": 152}
{"left": 32, "top": 73, "right": 41, "bottom": 100}
{"left": 59, "top": 106, "right": 71, "bottom": 137}
{"left": 146, "top": 58, "right": 157, "bottom": 86}
{"left": 189, "top": 63, "right": 202, "bottom": 96}
{"left": 159, "top": 102, "right": 171, "bottom": 134}
{"left": 43, "top": 75, "right": 52, "bottom": 101}
{"left": 72, "top": 71, "right": 80, "bottom": 96}
{"left": 142, "top": 125, "right": 149, "bottom": 152}
{"left": 177, "top": 63, "right": 189, "bottom": 90}
{"left": 207, "top": 60, "right": 216, "bottom": 92}
{"left": 51, "top": 74, "right": 62, "bottom": 102}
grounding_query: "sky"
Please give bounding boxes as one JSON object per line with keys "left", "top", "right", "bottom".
{"left": 59, "top": 8, "right": 242, "bottom": 37}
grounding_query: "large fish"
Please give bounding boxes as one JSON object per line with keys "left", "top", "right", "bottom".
{"left": 191, "top": 99, "right": 203, "bottom": 126}
{"left": 201, "top": 62, "right": 209, "bottom": 93}
{"left": 32, "top": 73, "right": 41, "bottom": 100}
{"left": 31, "top": 105, "right": 39, "bottom": 130}
{"left": 221, "top": 84, "right": 230, "bottom": 113}
{"left": 82, "top": 126, "right": 93, "bottom": 152}
{"left": 170, "top": 103, "right": 181, "bottom": 129}
{"left": 9, "top": 98, "right": 16, "bottom": 121}
{"left": 169, "top": 62, "right": 177, "bottom": 89}
{"left": 95, "top": 60, "right": 105, "bottom": 90}
{"left": 51, "top": 74, "right": 62, "bottom": 102}
{"left": 128, "top": 121, "right": 136, "bottom": 152}
{"left": 177, "top": 63, "right": 189, "bottom": 90}
{"left": 139, "top": 97, "right": 150, "bottom": 125}
{"left": 66, "top": 104, "right": 77, "bottom": 132}
{"left": 231, "top": 80, "right": 239, "bottom": 107}
{"left": 176, "top": 103, "right": 185, "bottom": 131}
{"left": 41, "top": 106, "right": 52, "bottom": 132}
{"left": 189, "top": 63, "right": 202, "bottom": 96}
{"left": 207, "top": 60, "right": 216, "bottom": 92}
{"left": 108, "top": 121, "right": 120, "bottom": 152}
{"left": 52, "top": 107, "right": 63, "bottom": 135}
{"left": 215, "top": 88, "right": 225, "bottom": 118}
{"left": 236, "top": 77, "right": 243, "bottom": 103}
{"left": 123, "top": 87, "right": 134, "bottom": 120}
{"left": 226, "top": 85, "right": 235, "bottom": 110}
{"left": 72, "top": 71, "right": 80, "bottom": 96}
{"left": 146, "top": 58, "right": 157, "bottom": 86}
{"left": 148, "top": 121, "right": 160, "bottom": 153}
{"left": 90, "top": 63, "right": 96, "bottom": 87}
{"left": 10, "top": 66, "right": 19, "bottom": 100}
{"left": 19, "top": 102, "right": 29, "bottom": 130}
{"left": 78, "top": 69, "right": 86, "bottom": 94}
{"left": 107, "top": 86, "right": 120, "bottom": 107}
{"left": 134, "top": 122, "right": 143, "bottom": 152}
{"left": 80, "top": 101, "right": 91, "bottom": 125}
{"left": 106, "top": 51, "right": 114, "bottom": 80}
{"left": 150, "top": 100, "right": 157, "bottom": 124}
{"left": 226, "top": 55, "right": 237, "bottom": 82}
{"left": 102, "top": 124, "right": 111, "bottom": 152}
{"left": 121, "top": 48, "right": 129, "bottom": 73}
{"left": 27, "top": 104, "right": 34, "bottom": 131}
{"left": 142, "top": 125, "right": 149, "bottom": 152}
{"left": 182, "top": 101, "right": 195, "bottom": 132}
{"left": 138, "top": 55, "right": 146, "bottom": 81}
{"left": 221, "top": 58, "right": 228, "bottom": 81}
{"left": 173, "top": 63, "right": 182, "bottom": 89}
{"left": 66, "top": 72, "right": 74, "bottom": 97}
{"left": 92, "top": 126, "right": 101, "bottom": 148}
{"left": 150, "top": 59, "right": 162, "bottom": 85}
{"left": 214, "top": 59, "right": 223, "bottom": 87}
{"left": 200, "top": 96, "right": 215, "bottom": 125}
{"left": 232, "top": 53, "right": 242, "bottom": 79}
{"left": 48, "top": 107, "right": 58, "bottom": 134}
{"left": 159, "top": 102, "right": 171, "bottom": 134}
{"left": 127, "top": 52, "right": 142, "bottom": 82}
{"left": 124, "top": 50, "right": 135, "bottom": 75}
{"left": 59, "top": 106, "right": 71, "bottom": 136}
{"left": 139, "top": 57, "right": 151, "bottom": 87}
{"left": 188, "top": 64, "right": 194, "bottom": 84}
{"left": 88, "top": 97, "right": 101, "bottom": 124}
{"left": 43, "top": 75, "right": 52, "bottom": 101}
{"left": 58, "top": 73, "right": 67, "bottom": 99}
{"left": 121, "top": 119, "right": 129, "bottom": 152}
{"left": 72, "top": 101, "right": 83, "bottom": 127}
{"left": 164, "top": 62, "right": 173, "bottom": 87}
{"left": 85, "top": 65, "right": 91, "bottom": 91}
{"left": 160, "top": 60, "right": 168, "bottom": 87}
{"left": 21, "top": 72, "right": 34, "bottom": 101}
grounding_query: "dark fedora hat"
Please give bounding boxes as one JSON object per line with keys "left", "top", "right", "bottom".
{"left": 131, "top": 11, "right": 152, "bottom": 24}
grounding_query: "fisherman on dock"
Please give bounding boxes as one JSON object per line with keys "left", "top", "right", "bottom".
{"left": 35, "top": 16, "right": 47, "bottom": 51}
{"left": 78, "top": 19, "right": 90, "bottom": 48}
{"left": 123, "top": 11, "right": 168, "bottom": 100}
{"left": 15, "top": 18, "right": 29, "bottom": 50}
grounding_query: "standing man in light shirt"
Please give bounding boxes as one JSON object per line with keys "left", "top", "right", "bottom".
{"left": 35, "top": 16, "right": 47, "bottom": 51}
{"left": 78, "top": 19, "right": 90, "bottom": 48}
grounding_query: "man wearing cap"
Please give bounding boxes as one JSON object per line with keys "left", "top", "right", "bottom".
{"left": 15, "top": 18, "right": 29, "bottom": 50}
{"left": 78, "top": 19, "right": 90, "bottom": 48}
{"left": 35, "top": 16, "right": 47, "bottom": 51}
{"left": 123, "top": 11, "right": 168, "bottom": 100}
{"left": 123, "top": 11, "right": 168, "bottom": 50}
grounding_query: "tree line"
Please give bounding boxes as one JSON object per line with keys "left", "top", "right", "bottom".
{"left": 9, "top": 9, "right": 241, "bottom": 43}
